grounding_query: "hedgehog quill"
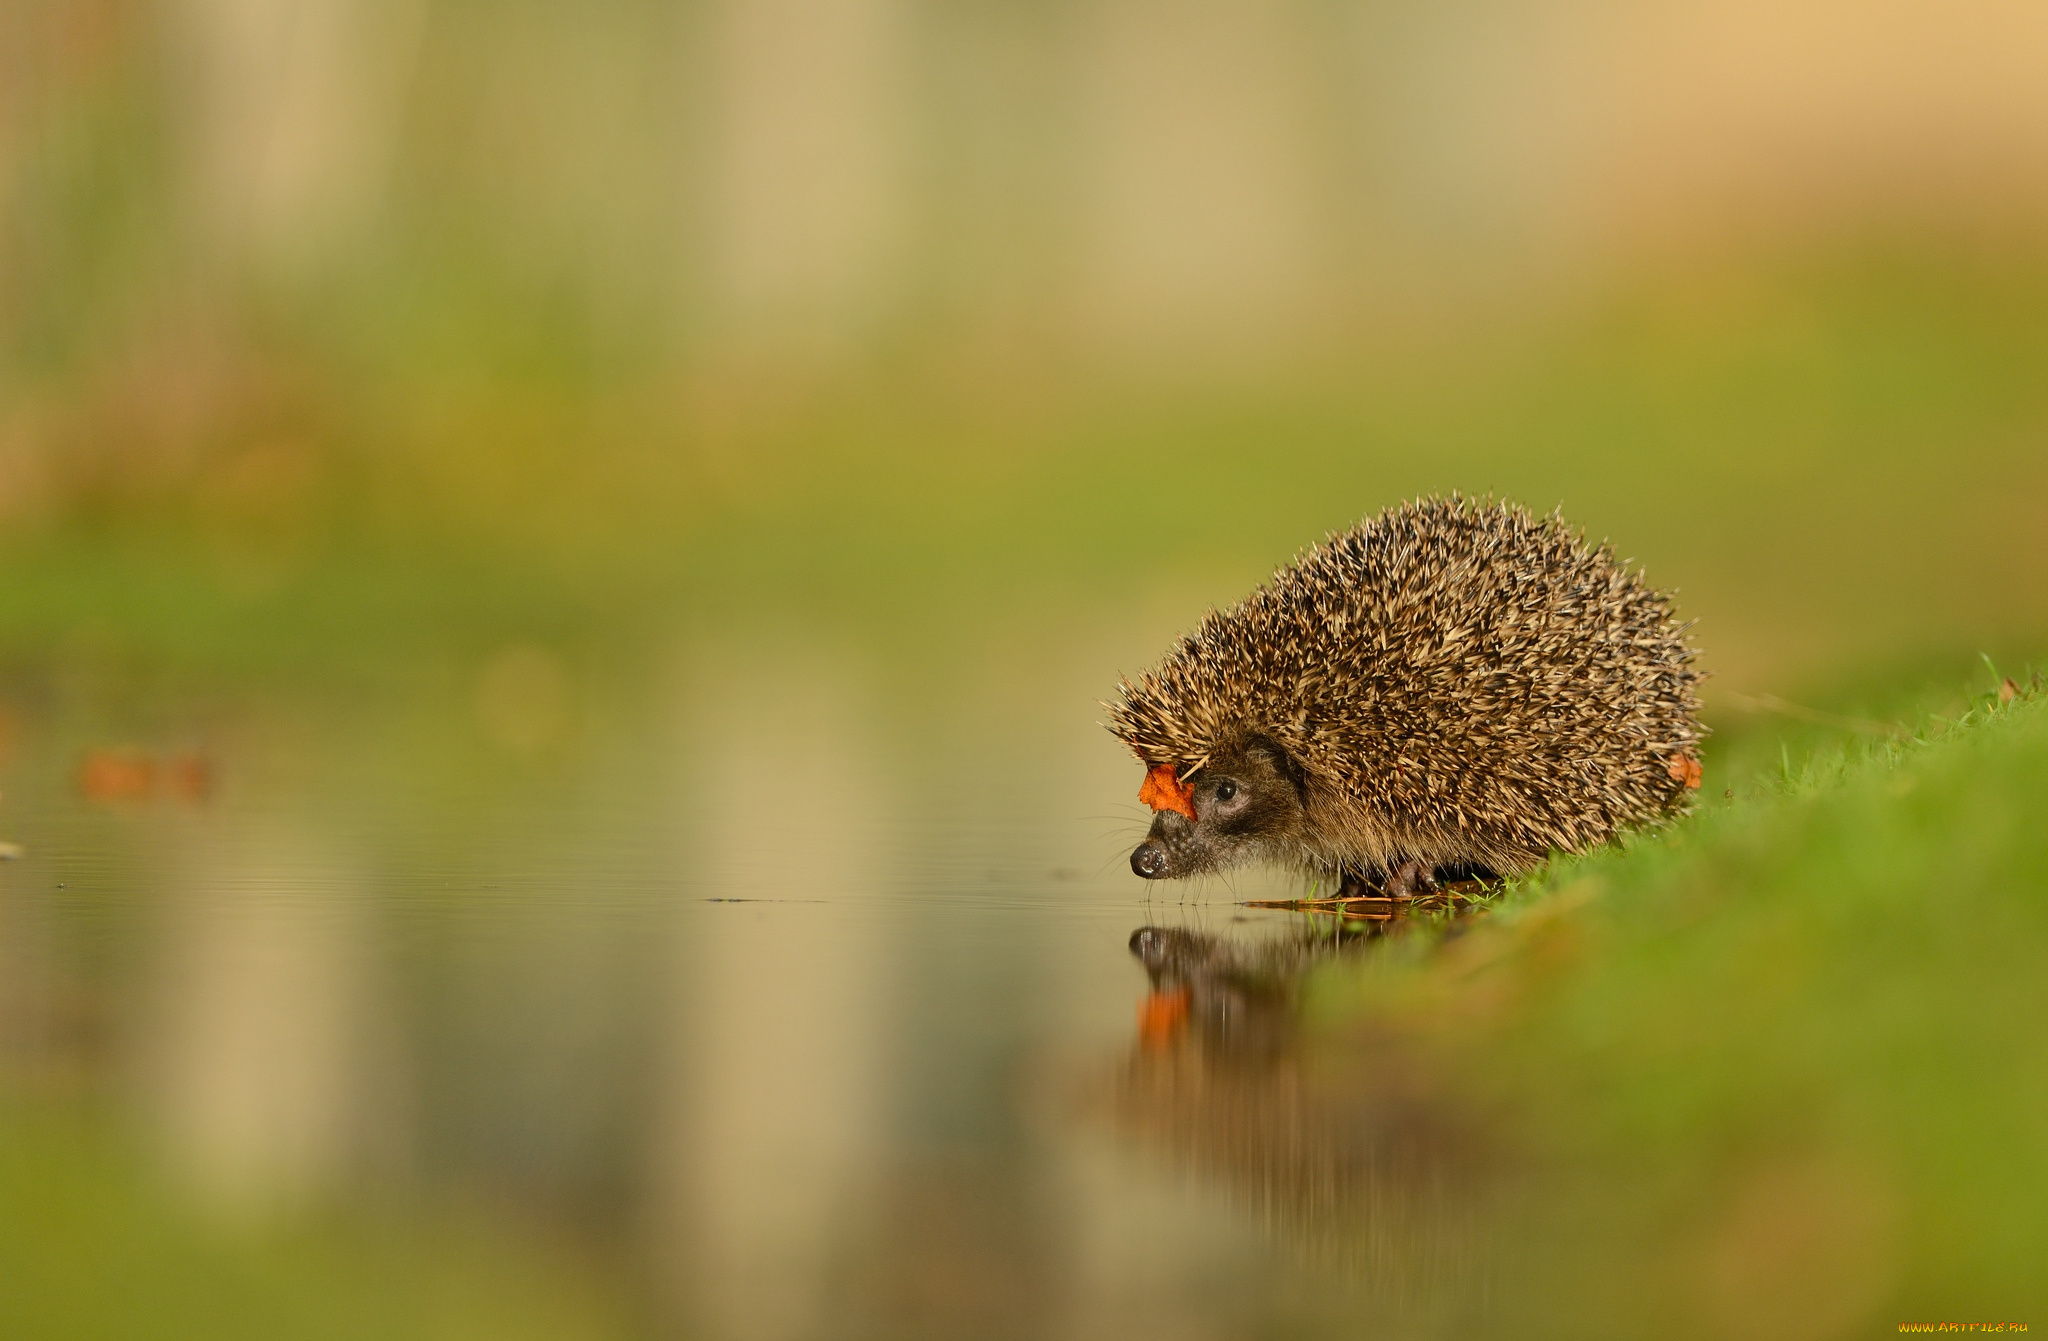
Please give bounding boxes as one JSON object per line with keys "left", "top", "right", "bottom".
{"left": 1107, "top": 497, "right": 1703, "bottom": 899}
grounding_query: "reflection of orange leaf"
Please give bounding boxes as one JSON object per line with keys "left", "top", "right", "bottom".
{"left": 78, "top": 749, "right": 155, "bottom": 802}
{"left": 1138, "top": 988, "right": 1189, "bottom": 1049}
{"left": 1138, "top": 764, "right": 1197, "bottom": 820}
{"left": 1668, "top": 756, "right": 1703, "bottom": 790}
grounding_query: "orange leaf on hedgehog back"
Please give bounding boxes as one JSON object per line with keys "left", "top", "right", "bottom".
{"left": 1138, "top": 765, "right": 1197, "bottom": 821}
{"left": 1666, "top": 756, "right": 1703, "bottom": 790}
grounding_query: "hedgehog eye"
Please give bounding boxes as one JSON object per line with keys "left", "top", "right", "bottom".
{"left": 1214, "top": 780, "right": 1238, "bottom": 803}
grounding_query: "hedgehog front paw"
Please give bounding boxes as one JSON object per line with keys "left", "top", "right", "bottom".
{"left": 1385, "top": 859, "right": 1438, "bottom": 901}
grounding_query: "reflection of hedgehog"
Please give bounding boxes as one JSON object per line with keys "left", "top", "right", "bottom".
{"left": 1109, "top": 497, "right": 1702, "bottom": 896}
{"left": 1128, "top": 924, "right": 1362, "bottom": 1060}
{"left": 1111, "top": 923, "right": 1488, "bottom": 1280}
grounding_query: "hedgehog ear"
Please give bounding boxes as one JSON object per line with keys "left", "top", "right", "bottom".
{"left": 1240, "top": 732, "right": 1309, "bottom": 800}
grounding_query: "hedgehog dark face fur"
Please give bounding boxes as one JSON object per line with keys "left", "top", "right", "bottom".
{"left": 1129, "top": 733, "right": 1308, "bottom": 880}
{"left": 1108, "top": 496, "right": 1704, "bottom": 897}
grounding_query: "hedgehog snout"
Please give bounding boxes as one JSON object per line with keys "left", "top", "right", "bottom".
{"left": 1132, "top": 809, "right": 1196, "bottom": 879}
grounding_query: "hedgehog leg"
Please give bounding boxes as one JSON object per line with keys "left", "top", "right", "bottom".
{"left": 1385, "top": 859, "right": 1438, "bottom": 901}
{"left": 1335, "top": 866, "right": 1382, "bottom": 899}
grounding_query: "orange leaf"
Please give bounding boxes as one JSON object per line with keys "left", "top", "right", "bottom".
{"left": 1667, "top": 756, "right": 1703, "bottom": 790}
{"left": 1138, "top": 764, "right": 1197, "bottom": 820}
{"left": 163, "top": 753, "right": 214, "bottom": 803}
{"left": 77, "top": 749, "right": 155, "bottom": 802}
{"left": 75, "top": 748, "right": 217, "bottom": 805}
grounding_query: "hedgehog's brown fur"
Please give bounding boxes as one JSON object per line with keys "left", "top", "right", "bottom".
{"left": 1107, "top": 496, "right": 1703, "bottom": 883}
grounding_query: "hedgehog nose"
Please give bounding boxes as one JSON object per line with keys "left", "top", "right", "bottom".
{"left": 1131, "top": 841, "right": 1170, "bottom": 879}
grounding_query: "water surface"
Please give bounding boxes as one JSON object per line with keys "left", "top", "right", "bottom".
{"left": 0, "top": 632, "right": 1490, "bottom": 1339}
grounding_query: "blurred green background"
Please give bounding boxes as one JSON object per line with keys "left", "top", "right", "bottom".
{"left": 5, "top": 0, "right": 2046, "bottom": 687}
{"left": 4, "top": 1, "right": 2048, "bottom": 1338}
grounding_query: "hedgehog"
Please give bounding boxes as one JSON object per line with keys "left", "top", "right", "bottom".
{"left": 1107, "top": 496, "right": 1703, "bottom": 898}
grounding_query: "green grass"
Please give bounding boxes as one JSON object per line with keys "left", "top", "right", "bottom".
{"left": 1307, "top": 670, "right": 2048, "bottom": 1335}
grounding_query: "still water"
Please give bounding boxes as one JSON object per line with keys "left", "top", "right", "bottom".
{"left": 0, "top": 632, "right": 1486, "bottom": 1339}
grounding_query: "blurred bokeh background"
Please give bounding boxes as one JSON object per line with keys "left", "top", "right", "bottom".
{"left": 3, "top": 1, "right": 2047, "bottom": 1337}
{"left": 6, "top": 0, "right": 2047, "bottom": 679}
